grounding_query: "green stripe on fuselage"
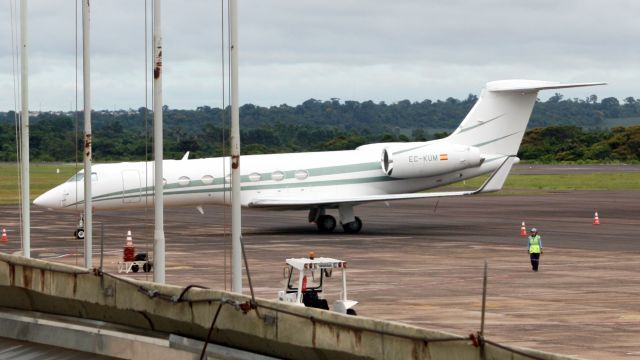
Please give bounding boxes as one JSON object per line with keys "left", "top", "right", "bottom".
{"left": 66, "top": 160, "right": 385, "bottom": 207}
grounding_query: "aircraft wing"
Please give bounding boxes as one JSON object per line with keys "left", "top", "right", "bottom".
{"left": 248, "top": 156, "right": 517, "bottom": 209}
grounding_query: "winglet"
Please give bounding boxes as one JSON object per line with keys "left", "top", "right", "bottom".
{"left": 477, "top": 156, "right": 517, "bottom": 193}
{"left": 181, "top": 151, "right": 190, "bottom": 161}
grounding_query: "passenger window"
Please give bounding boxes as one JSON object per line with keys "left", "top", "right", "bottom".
{"left": 271, "top": 171, "right": 285, "bottom": 181}
{"left": 294, "top": 170, "right": 308, "bottom": 180}
{"left": 178, "top": 176, "right": 191, "bottom": 186}
{"left": 249, "top": 172, "right": 261, "bottom": 182}
{"left": 201, "top": 175, "right": 214, "bottom": 185}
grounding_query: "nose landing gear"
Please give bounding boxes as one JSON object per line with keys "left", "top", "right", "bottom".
{"left": 74, "top": 214, "right": 85, "bottom": 239}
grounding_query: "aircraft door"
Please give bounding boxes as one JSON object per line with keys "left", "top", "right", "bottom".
{"left": 121, "top": 170, "right": 142, "bottom": 203}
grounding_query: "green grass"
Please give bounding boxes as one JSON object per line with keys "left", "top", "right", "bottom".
{"left": 0, "top": 163, "right": 79, "bottom": 205}
{"left": 449, "top": 172, "right": 640, "bottom": 191}
{"left": 1, "top": 163, "right": 639, "bottom": 206}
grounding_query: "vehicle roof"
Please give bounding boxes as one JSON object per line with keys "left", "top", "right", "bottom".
{"left": 286, "top": 257, "right": 346, "bottom": 270}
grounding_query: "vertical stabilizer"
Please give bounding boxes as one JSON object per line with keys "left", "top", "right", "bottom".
{"left": 446, "top": 80, "right": 605, "bottom": 156}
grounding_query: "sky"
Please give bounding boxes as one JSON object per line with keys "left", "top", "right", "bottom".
{"left": 0, "top": 0, "right": 638, "bottom": 111}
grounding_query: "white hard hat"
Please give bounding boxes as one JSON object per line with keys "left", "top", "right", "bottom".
{"left": 530, "top": 228, "right": 537, "bottom": 232}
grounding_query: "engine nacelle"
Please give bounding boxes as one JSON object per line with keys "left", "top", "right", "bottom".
{"left": 381, "top": 143, "right": 483, "bottom": 179}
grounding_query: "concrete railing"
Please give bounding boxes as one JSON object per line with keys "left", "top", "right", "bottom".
{"left": 0, "top": 253, "right": 576, "bottom": 360}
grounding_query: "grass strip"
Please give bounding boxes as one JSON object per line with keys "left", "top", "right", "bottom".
{"left": 0, "top": 163, "right": 78, "bottom": 205}
{"left": 1, "top": 163, "right": 639, "bottom": 206}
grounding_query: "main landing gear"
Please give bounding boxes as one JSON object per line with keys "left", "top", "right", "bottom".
{"left": 316, "top": 215, "right": 337, "bottom": 233}
{"left": 342, "top": 216, "right": 362, "bottom": 234}
{"left": 311, "top": 207, "right": 363, "bottom": 234}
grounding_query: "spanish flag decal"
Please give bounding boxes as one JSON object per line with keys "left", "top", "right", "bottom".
{"left": 439, "top": 154, "right": 448, "bottom": 161}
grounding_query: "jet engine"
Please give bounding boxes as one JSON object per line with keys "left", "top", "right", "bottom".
{"left": 381, "top": 143, "right": 483, "bottom": 179}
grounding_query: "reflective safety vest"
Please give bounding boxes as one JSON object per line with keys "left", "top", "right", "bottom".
{"left": 528, "top": 235, "right": 541, "bottom": 254}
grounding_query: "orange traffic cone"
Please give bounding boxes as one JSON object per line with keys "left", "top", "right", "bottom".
{"left": 593, "top": 211, "right": 600, "bottom": 225}
{"left": 520, "top": 221, "right": 527, "bottom": 236}
{"left": 125, "top": 230, "right": 134, "bottom": 246}
{"left": 123, "top": 230, "right": 135, "bottom": 261}
{"left": 1, "top": 227, "right": 7, "bottom": 242}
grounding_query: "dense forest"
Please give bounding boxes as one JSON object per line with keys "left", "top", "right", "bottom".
{"left": 0, "top": 94, "right": 639, "bottom": 163}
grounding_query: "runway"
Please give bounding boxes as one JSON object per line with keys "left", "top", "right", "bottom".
{"left": 1, "top": 187, "right": 639, "bottom": 359}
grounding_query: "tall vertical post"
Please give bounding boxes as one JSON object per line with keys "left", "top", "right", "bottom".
{"left": 82, "top": 0, "right": 92, "bottom": 268}
{"left": 19, "top": 0, "right": 30, "bottom": 258}
{"left": 480, "top": 260, "right": 488, "bottom": 336}
{"left": 342, "top": 269, "right": 348, "bottom": 301}
{"left": 229, "top": 0, "right": 242, "bottom": 293}
{"left": 152, "top": 0, "right": 165, "bottom": 284}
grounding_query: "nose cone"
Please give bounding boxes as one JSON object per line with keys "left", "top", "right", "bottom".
{"left": 33, "top": 190, "right": 59, "bottom": 210}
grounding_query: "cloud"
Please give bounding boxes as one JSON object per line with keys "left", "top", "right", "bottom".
{"left": 0, "top": 0, "right": 638, "bottom": 110}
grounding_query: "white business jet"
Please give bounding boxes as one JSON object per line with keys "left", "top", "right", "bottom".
{"left": 34, "top": 80, "right": 604, "bottom": 233}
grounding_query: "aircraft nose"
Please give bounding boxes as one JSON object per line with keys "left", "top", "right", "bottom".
{"left": 33, "top": 190, "right": 60, "bottom": 210}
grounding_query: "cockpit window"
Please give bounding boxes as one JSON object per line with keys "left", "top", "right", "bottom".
{"left": 66, "top": 173, "right": 83, "bottom": 182}
{"left": 66, "top": 172, "right": 98, "bottom": 183}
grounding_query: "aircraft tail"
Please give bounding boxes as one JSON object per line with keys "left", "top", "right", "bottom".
{"left": 445, "top": 80, "right": 605, "bottom": 156}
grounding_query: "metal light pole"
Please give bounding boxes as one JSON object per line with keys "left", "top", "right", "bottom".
{"left": 19, "top": 0, "right": 30, "bottom": 258}
{"left": 82, "top": 0, "right": 93, "bottom": 268}
{"left": 230, "top": 0, "right": 242, "bottom": 293}
{"left": 152, "top": 0, "right": 166, "bottom": 284}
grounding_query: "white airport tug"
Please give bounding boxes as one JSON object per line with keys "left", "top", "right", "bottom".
{"left": 278, "top": 252, "right": 358, "bottom": 315}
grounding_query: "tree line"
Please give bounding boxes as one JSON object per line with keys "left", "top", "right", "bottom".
{"left": 0, "top": 94, "right": 639, "bottom": 163}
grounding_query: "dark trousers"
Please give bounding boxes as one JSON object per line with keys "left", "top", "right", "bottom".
{"left": 530, "top": 253, "right": 541, "bottom": 271}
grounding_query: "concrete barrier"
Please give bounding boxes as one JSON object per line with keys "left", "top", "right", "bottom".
{"left": 0, "top": 253, "right": 578, "bottom": 360}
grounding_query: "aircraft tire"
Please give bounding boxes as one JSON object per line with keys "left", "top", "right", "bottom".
{"left": 346, "top": 308, "right": 357, "bottom": 316}
{"left": 342, "top": 217, "right": 362, "bottom": 234}
{"left": 317, "top": 215, "right": 336, "bottom": 233}
{"left": 131, "top": 264, "right": 139, "bottom": 273}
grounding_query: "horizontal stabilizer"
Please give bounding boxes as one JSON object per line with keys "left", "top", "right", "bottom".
{"left": 486, "top": 80, "right": 607, "bottom": 93}
{"left": 248, "top": 156, "right": 517, "bottom": 209}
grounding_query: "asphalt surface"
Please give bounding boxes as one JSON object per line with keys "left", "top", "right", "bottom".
{"left": 1, "top": 173, "right": 639, "bottom": 359}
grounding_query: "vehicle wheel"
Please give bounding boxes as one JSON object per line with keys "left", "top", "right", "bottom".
{"left": 342, "top": 217, "right": 362, "bottom": 234}
{"left": 316, "top": 215, "right": 336, "bottom": 233}
{"left": 131, "top": 264, "right": 139, "bottom": 273}
{"left": 75, "top": 229, "right": 85, "bottom": 240}
{"left": 346, "top": 308, "right": 357, "bottom": 316}
{"left": 143, "top": 263, "right": 152, "bottom": 272}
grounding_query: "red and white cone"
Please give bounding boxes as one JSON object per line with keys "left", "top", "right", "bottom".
{"left": 1, "top": 227, "right": 7, "bottom": 242}
{"left": 520, "top": 221, "right": 527, "bottom": 237}
{"left": 123, "top": 230, "right": 135, "bottom": 261}
{"left": 125, "top": 230, "right": 134, "bottom": 246}
{"left": 593, "top": 211, "right": 600, "bottom": 225}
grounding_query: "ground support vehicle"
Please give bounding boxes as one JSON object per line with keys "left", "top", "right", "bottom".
{"left": 117, "top": 253, "right": 152, "bottom": 274}
{"left": 278, "top": 254, "right": 357, "bottom": 315}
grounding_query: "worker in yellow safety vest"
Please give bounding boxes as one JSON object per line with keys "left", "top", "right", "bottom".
{"left": 527, "top": 228, "right": 543, "bottom": 272}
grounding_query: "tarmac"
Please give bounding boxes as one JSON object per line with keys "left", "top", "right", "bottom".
{"left": 1, "top": 165, "right": 639, "bottom": 359}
